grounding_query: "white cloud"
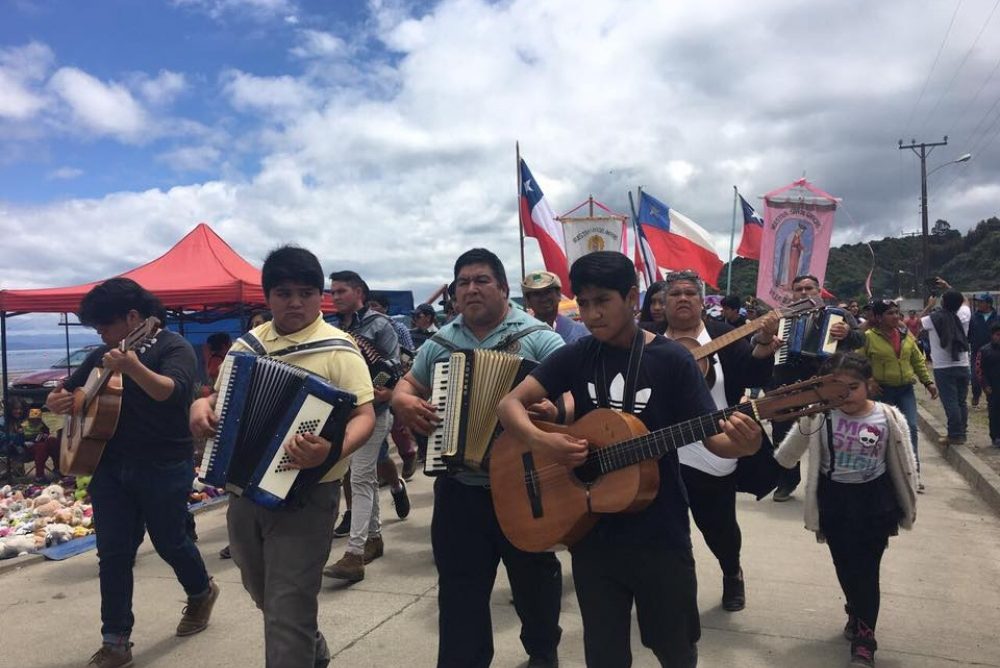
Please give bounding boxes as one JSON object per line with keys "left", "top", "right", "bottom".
{"left": 5, "top": 0, "right": 1000, "bottom": 302}
{"left": 0, "top": 41, "right": 53, "bottom": 120}
{"left": 222, "top": 69, "right": 320, "bottom": 118}
{"left": 172, "top": 0, "right": 295, "bottom": 20}
{"left": 48, "top": 67, "right": 151, "bottom": 143}
{"left": 46, "top": 166, "right": 83, "bottom": 180}
{"left": 290, "top": 29, "right": 345, "bottom": 59}
{"left": 157, "top": 145, "right": 223, "bottom": 172}
{"left": 137, "top": 70, "right": 187, "bottom": 106}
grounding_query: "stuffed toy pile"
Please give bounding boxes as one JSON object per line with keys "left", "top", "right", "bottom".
{"left": 0, "top": 482, "right": 90, "bottom": 559}
{"left": 0, "top": 473, "right": 224, "bottom": 560}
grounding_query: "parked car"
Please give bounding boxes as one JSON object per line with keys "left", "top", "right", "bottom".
{"left": 7, "top": 345, "right": 102, "bottom": 407}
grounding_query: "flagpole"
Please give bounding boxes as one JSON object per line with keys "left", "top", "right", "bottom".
{"left": 627, "top": 189, "right": 648, "bottom": 287}
{"left": 516, "top": 141, "right": 525, "bottom": 281}
{"left": 726, "top": 185, "right": 738, "bottom": 295}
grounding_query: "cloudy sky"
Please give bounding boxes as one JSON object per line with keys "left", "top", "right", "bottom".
{"left": 2, "top": 0, "right": 999, "bottom": 339}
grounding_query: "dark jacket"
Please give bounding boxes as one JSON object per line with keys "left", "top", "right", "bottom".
{"left": 969, "top": 308, "right": 999, "bottom": 352}
{"left": 976, "top": 342, "right": 1000, "bottom": 388}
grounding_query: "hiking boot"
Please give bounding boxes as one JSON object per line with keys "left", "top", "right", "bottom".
{"left": 772, "top": 486, "right": 794, "bottom": 502}
{"left": 721, "top": 569, "right": 746, "bottom": 611}
{"left": 849, "top": 620, "right": 877, "bottom": 667}
{"left": 363, "top": 534, "right": 384, "bottom": 564}
{"left": 333, "top": 510, "right": 352, "bottom": 538}
{"left": 176, "top": 578, "right": 220, "bottom": 636}
{"left": 324, "top": 552, "right": 364, "bottom": 582}
{"left": 849, "top": 644, "right": 875, "bottom": 667}
{"left": 843, "top": 605, "right": 857, "bottom": 641}
{"left": 86, "top": 644, "right": 134, "bottom": 668}
{"left": 391, "top": 479, "right": 411, "bottom": 519}
{"left": 401, "top": 455, "right": 417, "bottom": 481}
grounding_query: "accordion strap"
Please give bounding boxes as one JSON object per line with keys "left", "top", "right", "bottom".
{"left": 235, "top": 333, "right": 363, "bottom": 361}
{"left": 428, "top": 323, "right": 551, "bottom": 355}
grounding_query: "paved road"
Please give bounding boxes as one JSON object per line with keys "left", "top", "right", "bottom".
{"left": 2, "top": 431, "right": 999, "bottom": 667}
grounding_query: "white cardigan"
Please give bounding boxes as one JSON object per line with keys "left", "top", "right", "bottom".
{"left": 774, "top": 403, "right": 918, "bottom": 539}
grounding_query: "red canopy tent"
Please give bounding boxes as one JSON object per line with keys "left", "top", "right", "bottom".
{"left": 0, "top": 223, "right": 267, "bottom": 313}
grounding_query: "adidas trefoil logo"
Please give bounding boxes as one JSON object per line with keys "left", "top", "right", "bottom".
{"left": 588, "top": 372, "right": 652, "bottom": 413}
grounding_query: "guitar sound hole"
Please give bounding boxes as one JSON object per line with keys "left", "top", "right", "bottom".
{"left": 572, "top": 461, "right": 601, "bottom": 485}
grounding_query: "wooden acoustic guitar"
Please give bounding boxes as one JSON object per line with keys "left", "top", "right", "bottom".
{"left": 489, "top": 374, "right": 849, "bottom": 553}
{"left": 672, "top": 298, "right": 820, "bottom": 387}
{"left": 60, "top": 317, "right": 160, "bottom": 475}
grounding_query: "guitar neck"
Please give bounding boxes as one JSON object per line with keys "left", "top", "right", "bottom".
{"left": 580, "top": 403, "right": 754, "bottom": 476}
{"left": 691, "top": 320, "right": 765, "bottom": 361}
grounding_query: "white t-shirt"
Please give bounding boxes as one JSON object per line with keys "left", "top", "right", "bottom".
{"left": 677, "top": 328, "right": 738, "bottom": 476}
{"left": 921, "top": 304, "right": 972, "bottom": 369}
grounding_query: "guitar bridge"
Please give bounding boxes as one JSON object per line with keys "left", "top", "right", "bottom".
{"left": 521, "top": 452, "right": 544, "bottom": 519}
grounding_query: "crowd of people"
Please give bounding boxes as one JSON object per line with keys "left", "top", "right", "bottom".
{"left": 16, "top": 245, "right": 994, "bottom": 668}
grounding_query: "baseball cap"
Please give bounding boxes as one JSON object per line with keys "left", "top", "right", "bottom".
{"left": 28, "top": 408, "right": 42, "bottom": 419}
{"left": 412, "top": 303, "right": 436, "bottom": 317}
{"left": 975, "top": 292, "right": 993, "bottom": 302}
{"left": 521, "top": 270, "right": 561, "bottom": 292}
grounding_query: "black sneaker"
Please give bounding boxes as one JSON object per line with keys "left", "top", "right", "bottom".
{"left": 391, "top": 480, "right": 411, "bottom": 519}
{"left": 772, "top": 486, "right": 794, "bottom": 502}
{"left": 401, "top": 455, "right": 417, "bottom": 481}
{"left": 219, "top": 545, "right": 232, "bottom": 560}
{"left": 333, "top": 510, "right": 352, "bottom": 538}
{"left": 722, "top": 569, "right": 746, "bottom": 611}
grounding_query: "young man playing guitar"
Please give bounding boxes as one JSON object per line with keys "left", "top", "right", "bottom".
{"left": 46, "top": 278, "right": 218, "bottom": 668}
{"left": 497, "top": 252, "right": 762, "bottom": 667}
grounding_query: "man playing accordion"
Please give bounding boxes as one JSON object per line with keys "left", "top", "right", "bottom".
{"left": 190, "top": 246, "right": 376, "bottom": 668}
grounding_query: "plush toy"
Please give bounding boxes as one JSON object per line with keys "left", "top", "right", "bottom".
{"left": 0, "top": 534, "right": 37, "bottom": 559}
{"left": 44, "top": 523, "right": 74, "bottom": 547}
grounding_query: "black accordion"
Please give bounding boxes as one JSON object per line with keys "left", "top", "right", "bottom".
{"left": 425, "top": 349, "right": 537, "bottom": 475}
{"left": 199, "top": 352, "right": 356, "bottom": 508}
{"left": 353, "top": 335, "right": 403, "bottom": 389}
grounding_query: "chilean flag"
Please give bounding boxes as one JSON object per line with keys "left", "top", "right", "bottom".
{"left": 637, "top": 191, "right": 724, "bottom": 288}
{"left": 519, "top": 159, "right": 571, "bottom": 296}
{"left": 736, "top": 193, "right": 764, "bottom": 260}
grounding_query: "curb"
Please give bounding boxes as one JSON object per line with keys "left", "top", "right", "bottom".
{"left": 917, "top": 405, "right": 1000, "bottom": 517}
{"left": 0, "top": 494, "right": 229, "bottom": 577}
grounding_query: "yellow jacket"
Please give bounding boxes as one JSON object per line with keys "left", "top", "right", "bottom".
{"left": 862, "top": 327, "right": 933, "bottom": 388}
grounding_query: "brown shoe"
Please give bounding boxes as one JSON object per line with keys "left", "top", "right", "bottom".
{"left": 176, "top": 578, "right": 220, "bottom": 636}
{"left": 324, "top": 551, "right": 364, "bottom": 582}
{"left": 364, "top": 534, "right": 384, "bottom": 564}
{"left": 86, "top": 644, "right": 134, "bottom": 667}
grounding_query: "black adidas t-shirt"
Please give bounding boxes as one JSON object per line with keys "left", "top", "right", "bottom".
{"left": 531, "top": 333, "right": 717, "bottom": 549}
{"left": 66, "top": 329, "right": 198, "bottom": 462}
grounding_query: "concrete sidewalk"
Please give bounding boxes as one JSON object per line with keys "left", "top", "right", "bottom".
{"left": 2, "top": 432, "right": 999, "bottom": 667}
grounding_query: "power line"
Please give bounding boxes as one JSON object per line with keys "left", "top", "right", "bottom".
{"left": 903, "top": 0, "right": 964, "bottom": 136}
{"left": 918, "top": 0, "right": 1000, "bottom": 136}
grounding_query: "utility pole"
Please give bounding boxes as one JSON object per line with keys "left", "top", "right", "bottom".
{"left": 899, "top": 136, "right": 948, "bottom": 296}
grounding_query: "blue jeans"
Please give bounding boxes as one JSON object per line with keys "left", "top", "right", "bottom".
{"left": 934, "top": 366, "right": 971, "bottom": 441}
{"left": 879, "top": 384, "right": 920, "bottom": 471}
{"left": 89, "top": 455, "right": 210, "bottom": 640}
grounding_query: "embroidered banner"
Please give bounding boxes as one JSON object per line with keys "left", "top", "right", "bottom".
{"left": 756, "top": 178, "right": 839, "bottom": 307}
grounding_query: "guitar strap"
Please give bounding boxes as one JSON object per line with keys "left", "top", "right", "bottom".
{"left": 594, "top": 326, "right": 646, "bottom": 414}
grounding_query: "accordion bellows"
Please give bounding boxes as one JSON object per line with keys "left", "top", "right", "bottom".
{"left": 199, "top": 352, "right": 356, "bottom": 508}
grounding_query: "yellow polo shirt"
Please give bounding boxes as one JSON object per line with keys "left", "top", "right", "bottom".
{"left": 224, "top": 314, "right": 375, "bottom": 483}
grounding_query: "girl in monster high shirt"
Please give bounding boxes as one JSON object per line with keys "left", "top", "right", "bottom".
{"left": 775, "top": 352, "right": 918, "bottom": 668}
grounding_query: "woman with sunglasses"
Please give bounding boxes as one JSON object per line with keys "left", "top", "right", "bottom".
{"left": 861, "top": 300, "right": 938, "bottom": 492}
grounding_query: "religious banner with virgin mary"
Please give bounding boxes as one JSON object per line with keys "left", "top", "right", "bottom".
{"left": 755, "top": 178, "right": 839, "bottom": 307}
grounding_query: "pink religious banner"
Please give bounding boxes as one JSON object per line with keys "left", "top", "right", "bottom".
{"left": 755, "top": 178, "right": 840, "bottom": 307}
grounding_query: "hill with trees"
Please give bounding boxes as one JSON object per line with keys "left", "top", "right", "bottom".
{"left": 719, "top": 216, "right": 1000, "bottom": 301}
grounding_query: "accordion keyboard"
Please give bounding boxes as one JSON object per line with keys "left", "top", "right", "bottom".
{"left": 775, "top": 316, "right": 794, "bottom": 365}
{"left": 424, "top": 360, "right": 452, "bottom": 475}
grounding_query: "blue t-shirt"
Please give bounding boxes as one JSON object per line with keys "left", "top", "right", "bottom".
{"left": 531, "top": 333, "right": 717, "bottom": 549}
